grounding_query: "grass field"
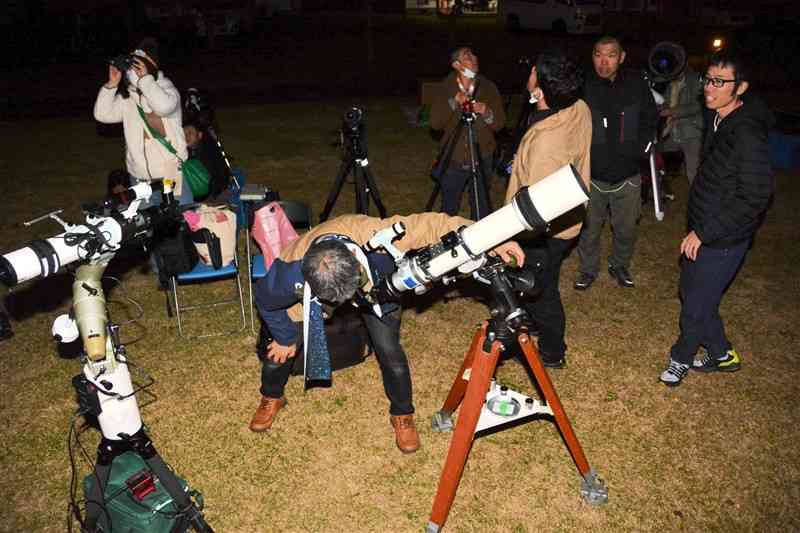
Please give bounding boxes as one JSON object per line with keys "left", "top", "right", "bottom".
{"left": 1, "top": 98, "right": 799, "bottom": 533}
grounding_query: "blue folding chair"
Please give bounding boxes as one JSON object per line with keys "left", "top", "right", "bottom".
{"left": 247, "top": 200, "right": 312, "bottom": 334}
{"left": 170, "top": 193, "right": 247, "bottom": 339}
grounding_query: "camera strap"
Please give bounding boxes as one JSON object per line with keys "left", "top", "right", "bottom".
{"left": 136, "top": 105, "right": 183, "bottom": 162}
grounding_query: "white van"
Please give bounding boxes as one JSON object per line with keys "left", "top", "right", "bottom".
{"left": 498, "top": 0, "right": 604, "bottom": 34}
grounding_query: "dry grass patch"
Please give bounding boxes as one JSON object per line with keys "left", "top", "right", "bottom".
{"left": 1, "top": 101, "right": 799, "bottom": 532}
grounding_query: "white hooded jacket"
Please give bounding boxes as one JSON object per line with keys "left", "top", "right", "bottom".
{"left": 93, "top": 71, "right": 187, "bottom": 194}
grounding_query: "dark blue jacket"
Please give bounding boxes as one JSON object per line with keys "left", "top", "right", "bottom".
{"left": 255, "top": 249, "right": 397, "bottom": 346}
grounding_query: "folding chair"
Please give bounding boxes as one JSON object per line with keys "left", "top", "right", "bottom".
{"left": 247, "top": 200, "right": 312, "bottom": 334}
{"left": 169, "top": 199, "right": 247, "bottom": 339}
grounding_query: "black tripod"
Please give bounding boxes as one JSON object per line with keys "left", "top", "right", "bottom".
{"left": 319, "top": 128, "right": 387, "bottom": 223}
{"left": 427, "top": 105, "right": 493, "bottom": 220}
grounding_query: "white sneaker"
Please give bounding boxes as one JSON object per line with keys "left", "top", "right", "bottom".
{"left": 660, "top": 359, "right": 689, "bottom": 387}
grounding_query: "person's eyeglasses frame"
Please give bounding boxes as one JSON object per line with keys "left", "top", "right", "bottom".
{"left": 702, "top": 76, "right": 738, "bottom": 88}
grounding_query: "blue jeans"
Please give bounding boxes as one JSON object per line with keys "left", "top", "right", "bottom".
{"left": 260, "top": 309, "right": 414, "bottom": 416}
{"left": 669, "top": 240, "right": 750, "bottom": 365}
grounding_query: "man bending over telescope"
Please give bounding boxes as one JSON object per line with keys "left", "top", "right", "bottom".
{"left": 251, "top": 168, "right": 588, "bottom": 453}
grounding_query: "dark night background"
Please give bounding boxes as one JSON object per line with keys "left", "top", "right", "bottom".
{"left": 1, "top": 0, "right": 799, "bottom": 121}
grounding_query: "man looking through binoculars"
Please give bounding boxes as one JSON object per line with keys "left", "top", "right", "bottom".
{"left": 250, "top": 213, "right": 524, "bottom": 454}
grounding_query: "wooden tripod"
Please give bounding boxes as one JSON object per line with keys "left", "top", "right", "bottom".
{"left": 426, "top": 323, "right": 607, "bottom": 533}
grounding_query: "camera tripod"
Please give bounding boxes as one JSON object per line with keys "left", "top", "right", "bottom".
{"left": 319, "top": 130, "right": 387, "bottom": 223}
{"left": 426, "top": 106, "right": 493, "bottom": 220}
{"left": 425, "top": 258, "right": 607, "bottom": 532}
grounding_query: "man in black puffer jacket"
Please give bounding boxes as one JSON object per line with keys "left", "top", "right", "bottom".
{"left": 660, "top": 50, "right": 775, "bottom": 387}
{"left": 574, "top": 36, "right": 658, "bottom": 291}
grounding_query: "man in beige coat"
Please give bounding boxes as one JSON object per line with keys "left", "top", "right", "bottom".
{"left": 251, "top": 213, "right": 524, "bottom": 453}
{"left": 505, "top": 50, "right": 592, "bottom": 368}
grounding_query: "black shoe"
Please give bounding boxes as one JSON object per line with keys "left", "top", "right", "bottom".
{"left": 541, "top": 353, "right": 566, "bottom": 369}
{"left": 573, "top": 272, "right": 596, "bottom": 291}
{"left": 692, "top": 349, "right": 742, "bottom": 373}
{"left": 608, "top": 265, "right": 635, "bottom": 288}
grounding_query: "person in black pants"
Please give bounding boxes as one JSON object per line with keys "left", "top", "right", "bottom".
{"left": 660, "top": 50, "right": 774, "bottom": 387}
{"left": 504, "top": 50, "right": 592, "bottom": 367}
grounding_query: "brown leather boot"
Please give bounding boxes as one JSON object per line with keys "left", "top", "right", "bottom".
{"left": 249, "top": 396, "right": 286, "bottom": 432}
{"left": 390, "top": 414, "right": 420, "bottom": 454}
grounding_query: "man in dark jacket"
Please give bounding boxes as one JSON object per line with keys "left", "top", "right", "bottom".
{"left": 660, "top": 50, "right": 774, "bottom": 386}
{"left": 574, "top": 36, "right": 658, "bottom": 290}
{"left": 430, "top": 46, "right": 506, "bottom": 220}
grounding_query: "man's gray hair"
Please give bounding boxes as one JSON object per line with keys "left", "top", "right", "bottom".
{"left": 450, "top": 46, "right": 472, "bottom": 65}
{"left": 302, "top": 240, "right": 362, "bottom": 304}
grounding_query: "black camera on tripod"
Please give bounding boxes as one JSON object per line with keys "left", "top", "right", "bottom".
{"left": 319, "top": 106, "right": 386, "bottom": 222}
{"left": 342, "top": 106, "right": 365, "bottom": 137}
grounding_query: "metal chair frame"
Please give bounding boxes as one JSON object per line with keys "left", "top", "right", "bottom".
{"left": 170, "top": 176, "right": 248, "bottom": 338}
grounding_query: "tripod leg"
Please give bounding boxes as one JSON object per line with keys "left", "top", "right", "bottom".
{"left": 432, "top": 325, "right": 485, "bottom": 433}
{"left": 144, "top": 453, "right": 214, "bottom": 532}
{"left": 84, "top": 462, "right": 112, "bottom": 531}
{"left": 465, "top": 121, "right": 492, "bottom": 219}
{"left": 361, "top": 164, "right": 387, "bottom": 218}
{"left": 425, "top": 180, "right": 441, "bottom": 212}
{"left": 131, "top": 430, "right": 215, "bottom": 532}
{"left": 354, "top": 164, "right": 367, "bottom": 215}
{"left": 319, "top": 159, "right": 353, "bottom": 223}
{"left": 428, "top": 331, "right": 502, "bottom": 533}
{"left": 85, "top": 437, "right": 133, "bottom": 531}
{"left": 517, "top": 333, "right": 608, "bottom": 504}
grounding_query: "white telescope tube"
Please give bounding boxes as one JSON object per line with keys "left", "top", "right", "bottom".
{"left": 1, "top": 231, "right": 84, "bottom": 285}
{"left": 421, "top": 164, "right": 588, "bottom": 283}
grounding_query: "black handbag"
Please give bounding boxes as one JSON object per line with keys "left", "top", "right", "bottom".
{"left": 190, "top": 228, "right": 222, "bottom": 269}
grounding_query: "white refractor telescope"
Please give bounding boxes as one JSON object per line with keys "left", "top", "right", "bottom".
{"left": 370, "top": 164, "right": 588, "bottom": 298}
